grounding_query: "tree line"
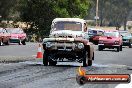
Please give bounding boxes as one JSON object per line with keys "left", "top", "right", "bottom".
{"left": 0, "top": 0, "right": 132, "bottom": 36}
{"left": 87, "top": 0, "right": 132, "bottom": 30}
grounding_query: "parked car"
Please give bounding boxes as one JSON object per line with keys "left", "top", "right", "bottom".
{"left": 98, "top": 30, "right": 122, "bottom": 52}
{"left": 6, "top": 28, "right": 27, "bottom": 45}
{"left": 88, "top": 28, "right": 104, "bottom": 45}
{"left": 0, "top": 28, "right": 10, "bottom": 46}
{"left": 42, "top": 18, "right": 94, "bottom": 67}
{"left": 119, "top": 30, "right": 132, "bottom": 48}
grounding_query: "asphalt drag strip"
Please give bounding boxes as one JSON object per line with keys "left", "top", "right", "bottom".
{"left": 0, "top": 60, "right": 130, "bottom": 88}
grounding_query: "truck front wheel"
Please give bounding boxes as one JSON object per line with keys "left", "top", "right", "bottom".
{"left": 83, "top": 51, "right": 88, "bottom": 67}
{"left": 43, "top": 51, "right": 48, "bottom": 66}
{"left": 49, "top": 60, "right": 57, "bottom": 66}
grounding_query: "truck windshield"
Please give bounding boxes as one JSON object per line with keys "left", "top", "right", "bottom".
{"left": 104, "top": 32, "right": 119, "bottom": 37}
{"left": 54, "top": 21, "right": 82, "bottom": 31}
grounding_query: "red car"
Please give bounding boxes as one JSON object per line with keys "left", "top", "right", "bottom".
{"left": 98, "top": 30, "right": 122, "bottom": 52}
{"left": 0, "top": 28, "right": 10, "bottom": 46}
{"left": 6, "top": 28, "right": 27, "bottom": 45}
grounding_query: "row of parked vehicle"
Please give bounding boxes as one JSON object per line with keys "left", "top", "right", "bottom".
{"left": 42, "top": 18, "right": 132, "bottom": 67}
{"left": 88, "top": 28, "right": 132, "bottom": 52}
{"left": 0, "top": 28, "right": 27, "bottom": 46}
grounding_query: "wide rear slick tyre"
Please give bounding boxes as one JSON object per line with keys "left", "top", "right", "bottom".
{"left": 83, "top": 51, "right": 87, "bottom": 67}
{"left": 83, "top": 50, "right": 92, "bottom": 67}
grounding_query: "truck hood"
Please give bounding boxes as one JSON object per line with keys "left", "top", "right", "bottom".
{"left": 50, "top": 30, "right": 84, "bottom": 38}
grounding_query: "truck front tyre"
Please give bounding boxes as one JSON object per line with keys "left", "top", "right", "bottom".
{"left": 43, "top": 51, "right": 48, "bottom": 66}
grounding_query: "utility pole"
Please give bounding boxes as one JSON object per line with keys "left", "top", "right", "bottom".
{"left": 95, "top": 0, "right": 99, "bottom": 27}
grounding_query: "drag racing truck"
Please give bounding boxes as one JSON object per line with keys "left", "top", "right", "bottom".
{"left": 42, "top": 18, "right": 94, "bottom": 67}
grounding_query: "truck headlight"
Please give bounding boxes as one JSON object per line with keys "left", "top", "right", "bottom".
{"left": 46, "top": 42, "right": 52, "bottom": 48}
{"left": 78, "top": 43, "right": 84, "bottom": 49}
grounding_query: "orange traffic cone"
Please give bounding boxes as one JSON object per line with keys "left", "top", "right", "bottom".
{"left": 36, "top": 44, "right": 43, "bottom": 59}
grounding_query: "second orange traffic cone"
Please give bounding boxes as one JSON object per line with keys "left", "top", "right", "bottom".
{"left": 36, "top": 44, "right": 43, "bottom": 59}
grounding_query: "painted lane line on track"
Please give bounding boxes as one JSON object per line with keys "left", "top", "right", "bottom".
{"left": 115, "top": 74, "right": 132, "bottom": 88}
